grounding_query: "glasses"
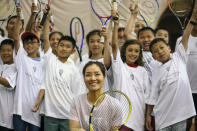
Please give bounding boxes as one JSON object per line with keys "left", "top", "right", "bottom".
{"left": 23, "top": 39, "right": 39, "bottom": 45}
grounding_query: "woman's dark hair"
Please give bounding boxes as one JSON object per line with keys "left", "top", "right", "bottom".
{"left": 86, "top": 29, "right": 104, "bottom": 58}
{"left": 0, "top": 39, "right": 14, "bottom": 50}
{"left": 49, "top": 31, "right": 64, "bottom": 40}
{"left": 83, "top": 61, "right": 106, "bottom": 77}
{"left": 150, "top": 38, "right": 169, "bottom": 53}
{"left": 121, "top": 39, "right": 144, "bottom": 66}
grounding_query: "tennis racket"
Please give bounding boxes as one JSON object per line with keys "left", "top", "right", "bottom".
{"left": 70, "top": 17, "right": 85, "bottom": 62}
{"left": 168, "top": 0, "right": 195, "bottom": 35}
{"left": 130, "top": 0, "right": 160, "bottom": 27}
{"left": 89, "top": 90, "right": 131, "bottom": 131}
{"left": 0, "top": 0, "right": 16, "bottom": 27}
{"left": 90, "top": 0, "right": 122, "bottom": 43}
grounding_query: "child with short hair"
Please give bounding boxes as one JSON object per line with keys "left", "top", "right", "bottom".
{"left": 32, "top": 35, "right": 84, "bottom": 131}
{"left": 146, "top": 8, "right": 197, "bottom": 130}
{"left": 12, "top": 7, "right": 46, "bottom": 131}
{"left": 0, "top": 39, "right": 17, "bottom": 131}
{"left": 155, "top": 27, "right": 170, "bottom": 43}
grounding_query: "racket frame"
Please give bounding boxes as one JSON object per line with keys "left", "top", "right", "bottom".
{"left": 89, "top": 90, "right": 132, "bottom": 131}
{"left": 167, "top": 0, "right": 195, "bottom": 34}
{"left": 138, "top": 0, "right": 160, "bottom": 27}
{"left": 70, "top": 17, "right": 85, "bottom": 62}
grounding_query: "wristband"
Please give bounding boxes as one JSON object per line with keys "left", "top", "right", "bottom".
{"left": 190, "top": 21, "right": 197, "bottom": 25}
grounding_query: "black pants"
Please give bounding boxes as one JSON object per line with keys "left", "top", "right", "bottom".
{"left": 0, "top": 126, "right": 14, "bottom": 131}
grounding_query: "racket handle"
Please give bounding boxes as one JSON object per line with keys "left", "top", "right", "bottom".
{"left": 33, "top": 0, "right": 38, "bottom": 6}
{"left": 16, "top": 2, "right": 24, "bottom": 21}
{"left": 100, "top": 36, "right": 105, "bottom": 43}
{"left": 112, "top": 1, "right": 119, "bottom": 20}
{"left": 39, "top": 8, "right": 50, "bottom": 28}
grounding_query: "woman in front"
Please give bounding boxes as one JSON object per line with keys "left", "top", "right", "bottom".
{"left": 69, "top": 61, "right": 122, "bottom": 131}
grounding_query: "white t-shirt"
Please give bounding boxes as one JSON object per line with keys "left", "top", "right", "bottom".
{"left": 0, "top": 63, "right": 17, "bottom": 129}
{"left": 13, "top": 46, "right": 45, "bottom": 127}
{"left": 69, "top": 93, "right": 122, "bottom": 130}
{"left": 112, "top": 51, "right": 149, "bottom": 131}
{"left": 176, "top": 35, "right": 197, "bottom": 93}
{"left": 40, "top": 53, "right": 84, "bottom": 119}
{"left": 143, "top": 51, "right": 161, "bottom": 101}
{"left": 147, "top": 44, "right": 196, "bottom": 130}
{"left": 76, "top": 55, "right": 113, "bottom": 92}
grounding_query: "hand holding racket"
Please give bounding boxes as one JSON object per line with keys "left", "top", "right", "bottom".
{"left": 90, "top": 0, "right": 122, "bottom": 43}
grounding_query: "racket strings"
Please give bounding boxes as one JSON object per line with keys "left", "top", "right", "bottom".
{"left": 138, "top": 0, "right": 159, "bottom": 25}
{"left": 168, "top": 0, "right": 193, "bottom": 17}
{"left": 92, "top": 0, "right": 112, "bottom": 17}
{"left": 91, "top": 92, "right": 131, "bottom": 130}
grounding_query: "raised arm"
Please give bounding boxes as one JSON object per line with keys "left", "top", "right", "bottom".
{"left": 41, "top": 10, "right": 51, "bottom": 53}
{"left": 111, "top": 12, "right": 119, "bottom": 60}
{"left": 13, "top": 6, "right": 22, "bottom": 53}
{"left": 26, "top": 3, "right": 38, "bottom": 32}
{"left": 102, "top": 27, "right": 111, "bottom": 69}
{"left": 124, "top": 4, "right": 138, "bottom": 40}
{"left": 181, "top": 4, "right": 197, "bottom": 51}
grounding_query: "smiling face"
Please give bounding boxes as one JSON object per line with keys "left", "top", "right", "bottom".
{"left": 88, "top": 34, "right": 104, "bottom": 56}
{"left": 50, "top": 33, "right": 62, "bottom": 55}
{"left": 23, "top": 37, "right": 40, "bottom": 56}
{"left": 125, "top": 44, "right": 140, "bottom": 65}
{"left": 84, "top": 64, "right": 105, "bottom": 92}
{"left": 57, "top": 40, "right": 74, "bottom": 59}
{"left": 134, "top": 20, "right": 146, "bottom": 35}
{"left": 155, "top": 29, "right": 169, "bottom": 43}
{"left": 6, "top": 18, "right": 23, "bottom": 38}
{"left": 138, "top": 30, "right": 155, "bottom": 51}
{"left": 0, "top": 44, "right": 14, "bottom": 64}
{"left": 151, "top": 41, "right": 171, "bottom": 64}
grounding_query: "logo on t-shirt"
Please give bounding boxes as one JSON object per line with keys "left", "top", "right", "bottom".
{"left": 33, "top": 66, "right": 37, "bottom": 72}
{"left": 59, "top": 69, "right": 63, "bottom": 76}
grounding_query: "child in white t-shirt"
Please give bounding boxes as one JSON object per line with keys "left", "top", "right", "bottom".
{"left": 0, "top": 39, "right": 17, "bottom": 131}
{"left": 12, "top": 7, "right": 46, "bottom": 130}
{"left": 146, "top": 16, "right": 197, "bottom": 130}
{"left": 32, "top": 36, "right": 84, "bottom": 131}
{"left": 107, "top": 12, "right": 149, "bottom": 131}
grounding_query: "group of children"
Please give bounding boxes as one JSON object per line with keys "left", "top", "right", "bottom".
{"left": 0, "top": 2, "right": 197, "bottom": 131}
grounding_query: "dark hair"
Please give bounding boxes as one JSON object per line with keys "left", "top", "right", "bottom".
{"left": 121, "top": 39, "right": 144, "bottom": 66}
{"left": 7, "top": 15, "right": 24, "bottom": 28}
{"left": 0, "top": 39, "right": 14, "bottom": 50}
{"left": 59, "top": 35, "right": 76, "bottom": 49}
{"left": 155, "top": 27, "right": 170, "bottom": 42}
{"left": 23, "top": 35, "right": 39, "bottom": 44}
{"left": 86, "top": 29, "right": 104, "bottom": 58}
{"left": 49, "top": 31, "right": 64, "bottom": 40}
{"left": 137, "top": 27, "right": 155, "bottom": 39}
{"left": 0, "top": 28, "right": 5, "bottom": 37}
{"left": 86, "top": 29, "right": 101, "bottom": 44}
{"left": 118, "top": 27, "right": 125, "bottom": 32}
{"left": 83, "top": 61, "right": 106, "bottom": 77}
{"left": 150, "top": 38, "right": 169, "bottom": 53}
